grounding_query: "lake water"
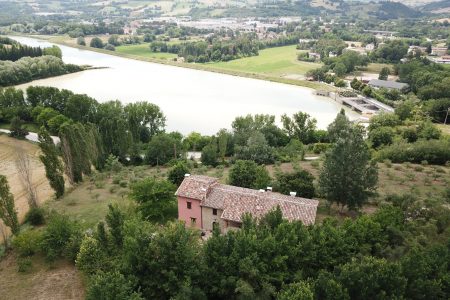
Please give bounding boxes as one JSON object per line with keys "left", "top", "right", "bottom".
{"left": 13, "top": 36, "right": 360, "bottom": 135}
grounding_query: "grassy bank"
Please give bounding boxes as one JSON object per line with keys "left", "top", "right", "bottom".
{"left": 41, "top": 35, "right": 333, "bottom": 91}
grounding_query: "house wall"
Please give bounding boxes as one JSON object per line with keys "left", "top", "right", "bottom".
{"left": 223, "top": 220, "right": 242, "bottom": 233}
{"left": 201, "top": 207, "right": 226, "bottom": 232}
{"left": 178, "top": 196, "right": 202, "bottom": 229}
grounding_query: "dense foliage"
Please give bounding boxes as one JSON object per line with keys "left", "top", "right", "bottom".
{"left": 0, "top": 55, "right": 82, "bottom": 86}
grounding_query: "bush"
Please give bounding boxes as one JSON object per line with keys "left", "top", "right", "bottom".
{"left": 119, "top": 181, "right": 127, "bottom": 188}
{"left": 24, "top": 207, "right": 45, "bottom": 226}
{"left": 17, "top": 257, "right": 32, "bottom": 272}
{"left": 377, "top": 140, "right": 450, "bottom": 165}
{"left": 414, "top": 166, "right": 424, "bottom": 172}
{"left": 275, "top": 170, "right": 315, "bottom": 198}
{"left": 313, "top": 143, "right": 331, "bottom": 154}
{"left": 12, "top": 230, "right": 42, "bottom": 257}
{"left": 40, "top": 213, "right": 81, "bottom": 261}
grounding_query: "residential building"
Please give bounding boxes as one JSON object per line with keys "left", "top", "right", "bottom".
{"left": 368, "top": 79, "right": 409, "bottom": 91}
{"left": 431, "top": 47, "right": 448, "bottom": 56}
{"left": 176, "top": 175, "right": 319, "bottom": 232}
{"left": 431, "top": 56, "right": 450, "bottom": 64}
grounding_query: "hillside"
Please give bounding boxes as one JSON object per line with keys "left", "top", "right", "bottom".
{"left": 0, "top": 134, "right": 53, "bottom": 243}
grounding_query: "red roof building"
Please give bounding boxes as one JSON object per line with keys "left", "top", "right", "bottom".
{"left": 176, "top": 175, "right": 319, "bottom": 232}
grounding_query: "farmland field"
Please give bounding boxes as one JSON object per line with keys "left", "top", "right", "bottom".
{"left": 203, "top": 45, "right": 321, "bottom": 78}
{"left": 116, "top": 43, "right": 178, "bottom": 60}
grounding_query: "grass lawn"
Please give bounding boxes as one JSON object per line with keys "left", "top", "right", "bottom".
{"left": 203, "top": 45, "right": 320, "bottom": 77}
{"left": 116, "top": 43, "right": 178, "bottom": 60}
{"left": 437, "top": 124, "right": 450, "bottom": 136}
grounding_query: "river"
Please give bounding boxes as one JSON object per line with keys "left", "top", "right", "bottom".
{"left": 13, "top": 36, "right": 360, "bottom": 135}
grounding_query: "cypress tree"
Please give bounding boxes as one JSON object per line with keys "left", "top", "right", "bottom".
{"left": 38, "top": 127, "right": 65, "bottom": 198}
{"left": 0, "top": 175, "right": 19, "bottom": 235}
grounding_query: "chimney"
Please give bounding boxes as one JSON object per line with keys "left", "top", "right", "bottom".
{"left": 290, "top": 192, "right": 297, "bottom": 197}
{"left": 266, "top": 187, "right": 272, "bottom": 192}
{"left": 184, "top": 173, "right": 191, "bottom": 177}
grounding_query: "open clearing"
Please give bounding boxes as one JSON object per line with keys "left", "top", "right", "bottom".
{"left": 0, "top": 253, "right": 84, "bottom": 300}
{"left": 203, "top": 45, "right": 320, "bottom": 77}
{"left": 0, "top": 134, "right": 53, "bottom": 243}
{"left": 116, "top": 43, "right": 178, "bottom": 60}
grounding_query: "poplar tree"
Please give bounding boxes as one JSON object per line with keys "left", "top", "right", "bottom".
{"left": 0, "top": 175, "right": 19, "bottom": 235}
{"left": 38, "top": 127, "right": 65, "bottom": 198}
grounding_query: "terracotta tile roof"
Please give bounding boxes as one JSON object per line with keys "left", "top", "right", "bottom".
{"left": 178, "top": 175, "right": 319, "bottom": 225}
{"left": 175, "top": 175, "right": 218, "bottom": 200}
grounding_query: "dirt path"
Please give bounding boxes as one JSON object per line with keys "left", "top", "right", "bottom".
{"left": 0, "top": 134, "right": 54, "bottom": 243}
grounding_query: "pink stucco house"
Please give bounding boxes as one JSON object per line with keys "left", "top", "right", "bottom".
{"left": 176, "top": 175, "right": 319, "bottom": 232}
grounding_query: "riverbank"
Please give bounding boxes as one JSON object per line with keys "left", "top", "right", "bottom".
{"left": 36, "top": 35, "right": 334, "bottom": 92}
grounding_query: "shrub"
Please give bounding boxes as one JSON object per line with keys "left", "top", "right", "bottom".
{"left": 313, "top": 143, "right": 331, "bottom": 154}
{"left": 40, "top": 213, "right": 81, "bottom": 261}
{"left": 112, "top": 177, "right": 121, "bottom": 184}
{"left": 12, "top": 230, "right": 42, "bottom": 257}
{"left": 119, "top": 181, "right": 127, "bottom": 188}
{"left": 24, "top": 207, "right": 45, "bottom": 226}
{"left": 414, "top": 166, "right": 424, "bottom": 172}
{"left": 17, "top": 257, "right": 32, "bottom": 272}
{"left": 377, "top": 140, "right": 450, "bottom": 165}
{"left": 384, "top": 159, "right": 392, "bottom": 168}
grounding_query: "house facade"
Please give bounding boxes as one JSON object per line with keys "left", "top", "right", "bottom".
{"left": 176, "top": 175, "right": 319, "bottom": 232}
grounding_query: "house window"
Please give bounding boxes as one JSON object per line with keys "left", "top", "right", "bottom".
{"left": 190, "top": 217, "right": 196, "bottom": 225}
{"left": 187, "top": 202, "right": 191, "bottom": 209}
{"left": 212, "top": 208, "right": 217, "bottom": 215}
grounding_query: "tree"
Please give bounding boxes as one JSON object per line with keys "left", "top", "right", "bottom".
{"left": 122, "top": 221, "right": 205, "bottom": 299}
{"left": 168, "top": 162, "right": 190, "bottom": 186}
{"left": 275, "top": 170, "right": 315, "bottom": 198}
{"left": 201, "top": 141, "right": 218, "bottom": 167}
{"left": 327, "top": 109, "right": 350, "bottom": 143}
{"left": 369, "top": 126, "right": 395, "bottom": 148}
{"left": 378, "top": 67, "right": 391, "bottom": 80}
{"left": 282, "top": 112, "right": 317, "bottom": 144}
{"left": 9, "top": 116, "right": 28, "bottom": 139}
{"left": 105, "top": 204, "right": 125, "bottom": 248}
{"left": 228, "top": 160, "right": 271, "bottom": 189}
{"left": 333, "top": 62, "right": 347, "bottom": 77}
{"left": 77, "top": 37, "right": 86, "bottom": 46}
{"left": 86, "top": 271, "right": 143, "bottom": 300}
{"left": 0, "top": 175, "right": 19, "bottom": 236}
{"left": 278, "top": 282, "right": 314, "bottom": 300}
{"left": 38, "top": 128, "right": 65, "bottom": 198}
{"left": 337, "top": 257, "right": 406, "bottom": 299}
{"left": 90, "top": 37, "right": 104, "bottom": 48}
{"left": 15, "top": 145, "right": 38, "bottom": 208}
{"left": 319, "top": 114, "right": 378, "bottom": 210}
{"left": 146, "top": 134, "right": 181, "bottom": 166}
{"left": 235, "top": 131, "right": 274, "bottom": 164}
{"left": 129, "top": 178, "right": 177, "bottom": 223}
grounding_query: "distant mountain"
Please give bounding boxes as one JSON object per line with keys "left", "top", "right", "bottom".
{"left": 420, "top": 0, "right": 450, "bottom": 13}
{"left": 370, "top": 2, "right": 423, "bottom": 19}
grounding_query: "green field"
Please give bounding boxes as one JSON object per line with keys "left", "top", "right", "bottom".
{"left": 203, "top": 45, "right": 321, "bottom": 77}
{"left": 116, "top": 43, "right": 178, "bottom": 60}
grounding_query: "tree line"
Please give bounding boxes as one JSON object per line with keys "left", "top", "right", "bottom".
{"left": 150, "top": 34, "right": 259, "bottom": 63}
